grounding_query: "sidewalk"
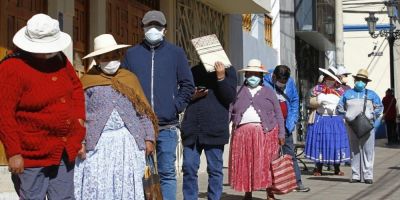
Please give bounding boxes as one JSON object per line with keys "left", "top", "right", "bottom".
{"left": 1, "top": 139, "right": 399, "bottom": 200}
{"left": 176, "top": 139, "right": 400, "bottom": 200}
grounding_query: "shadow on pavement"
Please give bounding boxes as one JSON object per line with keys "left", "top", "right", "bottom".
{"left": 388, "top": 166, "right": 400, "bottom": 170}
{"left": 199, "top": 192, "right": 277, "bottom": 200}
{"left": 307, "top": 176, "right": 350, "bottom": 182}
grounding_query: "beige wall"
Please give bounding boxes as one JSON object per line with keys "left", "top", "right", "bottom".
{"left": 343, "top": 12, "right": 391, "bottom": 98}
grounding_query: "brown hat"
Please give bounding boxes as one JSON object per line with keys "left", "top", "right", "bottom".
{"left": 352, "top": 69, "right": 371, "bottom": 82}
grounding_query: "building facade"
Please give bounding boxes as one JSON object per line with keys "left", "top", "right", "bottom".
{"left": 294, "top": 0, "right": 336, "bottom": 139}
{"left": 0, "top": 0, "right": 274, "bottom": 168}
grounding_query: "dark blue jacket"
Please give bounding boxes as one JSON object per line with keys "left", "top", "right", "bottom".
{"left": 181, "top": 65, "right": 237, "bottom": 146}
{"left": 122, "top": 40, "right": 194, "bottom": 126}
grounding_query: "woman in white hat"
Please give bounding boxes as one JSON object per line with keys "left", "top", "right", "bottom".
{"left": 0, "top": 14, "right": 85, "bottom": 199}
{"left": 229, "top": 59, "right": 285, "bottom": 200}
{"left": 74, "top": 34, "right": 157, "bottom": 199}
{"left": 305, "top": 68, "right": 350, "bottom": 176}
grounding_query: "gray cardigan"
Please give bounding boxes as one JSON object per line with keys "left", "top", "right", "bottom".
{"left": 84, "top": 85, "right": 155, "bottom": 151}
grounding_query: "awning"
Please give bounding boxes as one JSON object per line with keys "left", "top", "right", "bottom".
{"left": 199, "top": 0, "right": 271, "bottom": 14}
{"left": 296, "top": 31, "right": 335, "bottom": 51}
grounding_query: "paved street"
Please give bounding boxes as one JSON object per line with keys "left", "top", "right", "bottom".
{"left": 1, "top": 139, "right": 399, "bottom": 200}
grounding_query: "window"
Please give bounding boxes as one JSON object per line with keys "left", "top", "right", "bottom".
{"left": 264, "top": 14, "right": 272, "bottom": 46}
{"left": 242, "top": 14, "right": 252, "bottom": 32}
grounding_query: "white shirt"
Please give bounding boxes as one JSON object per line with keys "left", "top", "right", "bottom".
{"left": 240, "top": 86, "right": 262, "bottom": 125}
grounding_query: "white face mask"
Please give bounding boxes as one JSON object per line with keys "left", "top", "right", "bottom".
{"left": 99, "top": 60, "right": 120, "bottom": 75}
{"left": 144, "top": 27, "right": 164, "bottom": 44}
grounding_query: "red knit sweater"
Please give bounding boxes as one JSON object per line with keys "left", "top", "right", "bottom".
{"left": 0, "top": 54, "right": 86, "bottom": 167}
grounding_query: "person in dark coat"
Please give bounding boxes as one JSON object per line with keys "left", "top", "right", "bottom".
{"left": 382, "top": 88, "right": 398, "bottom": 144}
{"left": 181, "top": 61, "right": 237, "bottom": 200}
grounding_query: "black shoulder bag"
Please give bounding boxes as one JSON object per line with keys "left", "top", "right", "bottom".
{"left": 348, "top": 90, "right": 374, "bottom": 138}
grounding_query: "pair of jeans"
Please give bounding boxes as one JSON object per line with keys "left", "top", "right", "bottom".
{"left": 281, "top": 133, "right": 303, "bottom": 186}
{"left": 12, "top": 152, "right": 74, "bottom": 200}
{"left": 182, "top": 141, "right": 224, "bottom": 200}
{"left": 156, "top": 127, "right": 178, "bottom": 200}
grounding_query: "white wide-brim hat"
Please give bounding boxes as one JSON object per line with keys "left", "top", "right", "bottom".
{"left": 238, "top": 59, "right": 268, "bottom": 73}
{"left": 83, "top": 34, "right": 130, "bottom": 59}
{"left": 319, "top": 68, "right": 342, "bottom": 84}
{"left": 337, "top": 65, "right": 351, "bottom": 76}
{"left": 13, "top": 13, "right": 71, "bottom": 53}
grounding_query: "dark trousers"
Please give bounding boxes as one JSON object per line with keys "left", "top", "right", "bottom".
{"left": 182, "top": 141, "right": 224, "bottom": 200}
{"left": 281, "top": 133, "right": 302, "bottom": 186}
{"left": 12, "top": 152, "right": 74, "bottom": 200}
{"left": 386, "top": 120, "right": 398, "bottom": 144}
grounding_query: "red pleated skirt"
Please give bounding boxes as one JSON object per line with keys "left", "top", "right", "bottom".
{"left": 229, "top": 123, "right": 279, "bottom": 192}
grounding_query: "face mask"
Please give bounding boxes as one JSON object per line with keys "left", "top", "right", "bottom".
{"left": 325, "top": 80, "right": 336, "bottom": 88}
{"left": 247, "top": 76, "right": 261, "bottom": 88}
{"left": 99, "top": 60, "right": 120, "bottom": 75}
{"left": 275, "top": 81, "right": 286, "bottom": 88}
{"left": 144, "top": 27, "right": 164, "bottom": 45}
{"left": 354, "top": 81, "right": 366, "bottom": 91}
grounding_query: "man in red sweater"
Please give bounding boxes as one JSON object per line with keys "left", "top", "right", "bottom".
{"left": 0, "top": 14, "right": 85, "bottom": 199}
{"left": 382, "top": 88, "right": 398, "bottom": 145}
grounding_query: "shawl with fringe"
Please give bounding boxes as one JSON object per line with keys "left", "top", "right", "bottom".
{"left": 80, "top": 67, "right": 158, "bottom": 136}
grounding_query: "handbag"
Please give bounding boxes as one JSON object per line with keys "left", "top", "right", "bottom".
{"left": 143, "top": 154, "right": 163, "bottom": 200}
{"left": 348, "top": 90, "right": 374, "bottom": 139}
{"left": 270, "top": 148, "right": 297, "bottom": 194}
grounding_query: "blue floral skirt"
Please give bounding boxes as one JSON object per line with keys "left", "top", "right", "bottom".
{"left": 305, "top": 113, "right": 350, "bottom": 164}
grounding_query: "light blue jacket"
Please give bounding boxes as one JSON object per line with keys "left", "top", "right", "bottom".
{"left": 264, "top": 71, "right": 299, "bottom": 134}
{"left": 337, "top": 88, "right": 383, "bottom": 123}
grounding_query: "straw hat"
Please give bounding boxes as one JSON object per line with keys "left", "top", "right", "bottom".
{"left": 83, "top": 34, "right": 130, "bottom": 59}
{"left": 238, "top": 59, "right": 268, "bottom": 73}
{"left": 13, "top": 13, "right": 71, "bottom": 53}
{"left": 319, "top": 67, "right": 342, "bottom": 84}
{"left": 352, "top": 69, "right": 371, "bottom": 82}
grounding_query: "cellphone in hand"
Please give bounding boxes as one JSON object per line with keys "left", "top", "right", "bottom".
{"left": 197, "top": 86, "right": 207, "bottom": 90}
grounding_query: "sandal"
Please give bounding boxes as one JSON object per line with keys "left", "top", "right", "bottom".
{"left": 313, "top": 168, "right": 322, "bottom": 176}
{"left": 266, "top": 190, "right": 275, "bottom": 200}
{"left": 334, "top": 171, "right": 345, "bottom": 176}
{"left": 334, "top": 164, "right": 344, "bottom": 176}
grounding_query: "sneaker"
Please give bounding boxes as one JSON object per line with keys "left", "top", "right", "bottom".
{"left": 365, "top": 179, "right": 373, "bottom": 184}
{"left": 294, "top": 185, "right": 310, "bottom": 192}
{"left": 349, "top": 179, "right": 360, "bottom": 183}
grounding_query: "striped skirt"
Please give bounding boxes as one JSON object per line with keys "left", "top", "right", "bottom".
{"left": 229, "top": 123, "right": 279, "bottom": 192}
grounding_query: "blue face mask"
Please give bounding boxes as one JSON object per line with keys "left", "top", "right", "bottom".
{"left": 247, "top": 76, "right": 261, "bottom": 88}
{"left": 354, "top": 81, "right": 366, "bottom": 91}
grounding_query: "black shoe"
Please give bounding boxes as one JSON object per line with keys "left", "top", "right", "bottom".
{"left": 349, "top": 179, "right": 360, "bottom": 183}
{"left": 365, "top": 179, "right": 373, "bottom": 184}
{"left": 294, "top": 185, "right": 310, "bottom": 192}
